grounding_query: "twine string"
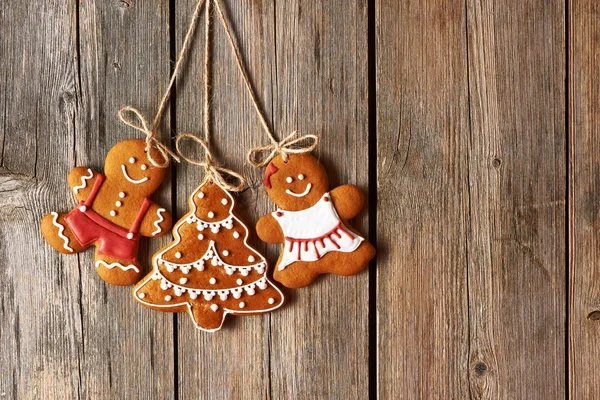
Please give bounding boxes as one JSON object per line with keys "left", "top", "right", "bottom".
{"left": 119, "top": 0, "right": 207, "bottom": 168}
{"left": 212, "top": 0, "right": 319, "bottom": 167}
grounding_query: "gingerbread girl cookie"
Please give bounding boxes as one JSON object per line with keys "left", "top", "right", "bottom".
{"left": 256, "top": 153, "right": 375, "bottom": 288}
{"left": 133, "top": 177, "right": 284, "bottom": 332}
{"left": 40, "top": 139, "right": 173, "bottom": 286}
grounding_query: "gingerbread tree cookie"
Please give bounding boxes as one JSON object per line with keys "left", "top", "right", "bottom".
{"left": 133, "top": 178, "right": 284, "bottom": 332}
{"left": 256, "top": 153, "right": 376, "bottom": 288}
{"left": 40, "top": 139, "right": 173, "bottom": 286}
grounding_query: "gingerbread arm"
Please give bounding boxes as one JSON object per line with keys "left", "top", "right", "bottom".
{"left": 256, "top": 214, "right": 285, "bottom": 244}
{"left": 67, "top": 167, "right": 101, "bottom": 202}
{"left": 330, "top": 184, "right": 366, "bottom": 221}
{"left": 138, "top": 203, "right": 173, "bottom": 237}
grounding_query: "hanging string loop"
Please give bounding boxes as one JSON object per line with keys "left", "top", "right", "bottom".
{"left": 176, "top": 133, "right": 246, "bottom": 192}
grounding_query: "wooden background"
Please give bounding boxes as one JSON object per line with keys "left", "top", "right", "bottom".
{"left": 0, "top": 0, "right": 596, "bottom": 398}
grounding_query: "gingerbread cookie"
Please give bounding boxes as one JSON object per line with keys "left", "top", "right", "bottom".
{"left": 133, "top": 178, "right": 284, "bottom": 332}
{"left": 256, "top": 153, "right": 375, "bottom": 288}
{"left": 40, "top": 139, "right": 173, "bottom": 286}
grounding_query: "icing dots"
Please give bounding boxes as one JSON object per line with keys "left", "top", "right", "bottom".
{"left": 268, "top": 298, "right": 275, "bottom": 304}
{"left": 248, "top": 256, "right": 255, "bottom": 263}
{"left": 110, "top": 210, "right": 117, "bottom": 217}
{"left": 141, "top": 164, "right": 148, "bottom": 171}
{"left": 116, "top": 201, "right": 122, "bottom": 207}
{"left": 208, "top": 211, "right": 215, "bottom": 218}
{"left": 210, "top": 304, "right": 219, "bottom": 312}
{"left": 298, "top": 174, "right": 305, "bottom": 180}
{"left": 138, "top": 292, "right": 145, "bottom": 299}
{"left": 119, "top": 192, "right": 126, "bottom": 198}
{"left": 198, "top": 192, "right": 205, "bottom": 199}
{"left": 198, "top": 233, "right": 204, "bottom": 240}
{"left": 239, "top": 302, "right": 246, "bottom": 308}
{"left": 237, "top": 279, "right": 243, "bottom": 285}
{"left": 180, "top": 278, "right": 188, "bottom": 284}
{"left": 222, "top": 250, "right": 230, "bottom": 256}
{"left": 221, "top": 198, "right": 228, "bottom": 205}
{"left": 165, "top": 295, "right": 172, "bottom": 301}
{"left": 127, "top": 232, "right": 134, "bottom": 240}
{"left": 233, "top": 231, "right": 240, "bottom": 239}
{"left": 286, "top": 177, "right": 293, "bottom": 183}
{"left": 79, "top": 205, "right": 87, "bottom": 212}
{"left": 129, "top": 157, "right": 136, "bottom": 164}
{"left": 175, "top": 252, "right": 182, "bottom": 259}
{"left": 209, "top": 278, "right": 217, "bottom": 285}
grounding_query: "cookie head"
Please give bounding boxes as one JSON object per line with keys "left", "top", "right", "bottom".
{"left": 263, "top": 153, "right": 328, "bottom": 211}
{"left": 104, "top": 139, "right": 166, "bottom": 195}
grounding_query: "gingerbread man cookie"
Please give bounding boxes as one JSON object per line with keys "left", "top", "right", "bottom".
{"left": 256, "top": 153, "right": 375, "bottom": 288}
{"left": 40, "top": 139, "right": 173, "bottom": 286}
{"left": 133, "top": 178, "right": 284, "bottom": 332}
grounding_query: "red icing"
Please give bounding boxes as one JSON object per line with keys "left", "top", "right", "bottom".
{"left": 275, "top": 211, "right": 283, "bottom": 217}
{"left": 285, "top": 222, "right": 353, "bottom": 261}
{"left": 64, "top": 173, "right": 153, "bottom": 261}
{"left": 263, "top": 163, "right": 279, "bottom": 189}
{"left": 324, "top": 196, "right": 329, "bottom": 202}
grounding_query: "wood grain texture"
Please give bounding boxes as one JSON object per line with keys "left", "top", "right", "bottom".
{"left": 376, "top": 0, "right": 471, "bottom": 398}
{"left": 267, "top": 0, "right": 370, "bottom": 398}
{"left": 0, "top": 1, "right": 83, "bottom": 398}
{"left": 0, "top": 1, "right": 175, "bottom": 398}
{"left": 466, "top": 1, "right": 566, "bottom": 398}
{"left": 569, "top": 1, "right": 600, "bottom": 398}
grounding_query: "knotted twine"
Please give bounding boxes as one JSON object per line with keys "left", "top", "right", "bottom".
{"left": 210, "top": 0, "right": 319, "bottom": 167}
{"left": 118, "top": 0, "right": 208, "bottom": 168}
{"left": 173, "top": 0, "right": 245, "bottom": 192}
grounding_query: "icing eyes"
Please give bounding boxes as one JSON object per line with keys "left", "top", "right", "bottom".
{"left": 141, "top": 164, "right": 148, "bottom": 171}
{"left": 298, "top": 174, "right": 305, "bottom": 180}
{"left": 286, "top": 177, "right": 293, "bottom": 183}
{"left": 129, "top": 157, "right": 135, "bottom": 164}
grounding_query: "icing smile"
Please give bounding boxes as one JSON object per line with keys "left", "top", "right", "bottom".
{"left": 121, "top": 165, "right": 149, "bottom": 184}
{"left": 285, "top": 183, "right": 312, "bottom": 198}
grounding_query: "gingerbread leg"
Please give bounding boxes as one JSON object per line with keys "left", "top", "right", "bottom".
{"left": 40, "top": 212, "right": 86, "bottom": 254}
{"left": 189, "top": 303, "right": 227, "bottom": 332}
{"left": 94, "top": 253, "right": 143, "bottom": 286}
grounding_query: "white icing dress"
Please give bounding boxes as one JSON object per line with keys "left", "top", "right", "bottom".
{"left": 273, "top": 192, "right": 364, "bottom": 271}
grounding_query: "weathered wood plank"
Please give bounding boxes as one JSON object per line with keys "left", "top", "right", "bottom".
{"left": 266, "top": 0, "right": 371, "bottom": 398}
{"left": 71, "top": 1, "right": 175, "bottom": 398}
{"left": 466, "top": 1, "right": 566, "bottom": 397}
{"left": 376, "top": 0, "right": 471, "bottom": 398}
{"left": 174, "top": 0, "right": 275, "bottom": 398}
{"left": 0, "top": 1, "right": 83, "bottom": 398}
{"left": 569, "top": 1, "right": 600, "bottom": 398}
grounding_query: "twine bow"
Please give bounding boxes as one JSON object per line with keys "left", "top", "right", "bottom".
{"left": 247, "top": 131, "right": 319, "bottom": 167}
{"left": 176, "top": 133, "right": 246, "bottom": 192}
{"left": 118, "top": 106, "right": 181, "bottom": 168}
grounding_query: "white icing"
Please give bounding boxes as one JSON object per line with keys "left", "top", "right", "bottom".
{"left": 116, "top": 201, "right": 122, "bottom": 207}
{"left": 79, "top": 205, "right": 87, "bottom": 212}
{"left": 210, "top": 304, "right": 219, "bottom": 312}
{"left": 141, "top": 164, "right": 148, "bottom": 170}
{"left": 233, "top": 231, "right": 240, "bottom": 239}
{"left": 95, "top": 260, "right": 140, "bottom": 273}
{"left": 175, "top": 252, "right": 182, "bottom": 259}
{"left": 198, "top": 234, "right": 204, "bottom": 240}
{"left": 286, "top": 177, "right": 293, "bottom": 183}
{"left": 165, "top": 295, "right": 172, "bottom": 301}
{"left": 119, "top": 192, "right": 126, "bottom": 198}
{"left": 185, "top": 214, "right": 233, "bottom": 233}
{"left": 248, "top": 256, "right": 255, "bottom": 262}
{"left": 198, "top": 192, "right": 205, "bottom": 198}
{"left": 152, "top": 208, "right": 166, "bottom": 236}
{"left": 51, "top": 212, "right": 73, "bottom": 252}
{"left": 138, "top": 293, "right": 146, "bottom": 299}
{"left": 208, "top": 211, "right": 215, "bottom": 218}
{"left": 298, "top": 174, "right": 305, "bottom": 180}
{"left": 274, "top": 192, "right": 364, "bottom": 270}
{"left": 110, "top": 210, "right": 116, "bottom": 216}
{"left": 73, "top": 169, "right": 94, "bottom": 194}
{"left": 223, "top": 250, "right": 229, "bottom": 256}
{"left": 221, "top": 198, "right": 228, "bottom": 205}
{"left": 180, "top": 278, "right": 188, "bottom": 284}
{"left": 237, "top": 279, "right": 243, "bottom": 285}
{"left": 129, "top": 157, "right": 136, "bottom": 163}
{"left": 127, "top": 232, "right": 134, "bottom": 240}
{"left": 209, "top": 278, "right": 217, "bottom": 284}
{"left": 239, "top": 302, "right": 245, "bottom": 308}
{"left": 133, "top": 177, "right": 285, "bottom": 332}
{"left": 121, "top": 164, "right": 149, "bottom": 184}
{"left": 268, "top": 298, "right": 275, "bottom": 304}
{"left": 286, "top": 183, "right": 312, "bottom": 198}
